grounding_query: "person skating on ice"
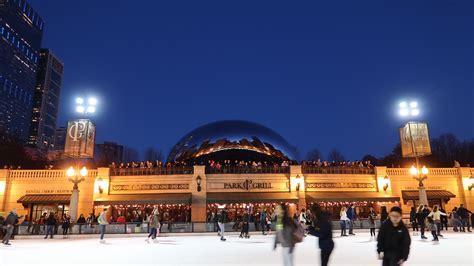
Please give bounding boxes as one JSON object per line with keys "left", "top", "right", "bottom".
{"left": 239, "top": 208, "right": 251, "bottom": 239}
{"left": 216, "top": 206, "right": 228, "bottom": 241}
{"left": 146, "top": 208, "right": 160, "bottom": 243}
{"left": 426, "top": 217, "right": 439, "bottom": 242}
{"left": 339, "top": 207, "right": 349, "bottom": 237}
{"left": 377, "top": 206, "right": 411, "bottom": 266}
{"left": 98, "top": 208, "right": 108, "bottom": 243}
{"left": 2, "top": 209, "right": 22, "bottom": 246}
{"left": 368, "top": 207, "right": 377, "bottom": 240}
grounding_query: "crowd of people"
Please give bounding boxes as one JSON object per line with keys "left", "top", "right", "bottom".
{"left": 302, "top": 159, "right": 374, "bottom": 168}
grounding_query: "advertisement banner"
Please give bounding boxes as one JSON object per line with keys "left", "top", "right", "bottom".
{"left": 399, "top": 122, "right": 431, "bottom": 158}
{"left": 64, "top": 119, "right": 96, "bottom": 158}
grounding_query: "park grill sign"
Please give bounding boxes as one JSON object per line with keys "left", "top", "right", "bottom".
{"left": 223, "top": 179, "right": 272, "bottom": 190}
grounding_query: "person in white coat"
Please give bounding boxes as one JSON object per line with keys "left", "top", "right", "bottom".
{"left": 428, "top": 205, "right": 447, "bottom": 237}
{"left": 98, "top": 209, "right": 108, "bottom": 243}
{"left": 339, "top": 207, "right": 349, "bottom": 236}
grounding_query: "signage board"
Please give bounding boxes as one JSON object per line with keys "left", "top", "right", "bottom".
{"left": 399, "top": 122, "right": 431, "bottom": 158}
{"left": 64, "top": 119, "right": 96, "bottom": 158}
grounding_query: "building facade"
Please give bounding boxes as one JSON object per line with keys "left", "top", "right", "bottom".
{"left": 28, "top": 49, "right": 64, "bottom": 150}
{"left": 0, "top": 0, "right": 44, "bottom": 142}
{"left": 0, "top": 166, "right": 473, "bottom": 232}
{"left": 53, "top": 126, "right": 66, "bottom": 151}
{"left": 94, "top": 141, "right": 124, "bottom": 166}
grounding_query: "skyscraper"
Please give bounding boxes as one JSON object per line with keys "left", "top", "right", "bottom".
{"left": 53, "top": 126, "right": 66, "bottom": 151}
{"left": 0, "top": 0, "right": 44, "bottom": 142}
{"left": 28, "top": 49, "right": 64, "bottom": 150}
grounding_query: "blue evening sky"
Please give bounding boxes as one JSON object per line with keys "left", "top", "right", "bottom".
{"left": 29, "top": 0, "right": 473, "bottom": 160}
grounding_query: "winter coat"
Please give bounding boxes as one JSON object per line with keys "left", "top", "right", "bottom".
{"left": 457, "top": 207, "right": 471, "bottom": 219}
{"left": 308, "top": 212, "right": 334, "bottom": 251}
{"left": 377, "top": 220, "right": 411, "bottom": 261}
{"left": 5, "top": 212, "right": 18, "bottom": 226}
{"left": 217, "top": 211, "right": 228, "bottom": 223}
{"left": 77, "top": 217, "right": 86, "bottom": 224}
{"left": 45, "top": 215, "right": 56, "bottom": 226}
{"left": 368, "top": 211, "right": 376, "bottom": 228}
{"left": 428, "top": 211, "right": 446, "bottom": 221}
{"left": 346, "top": 207, "right": 355, "bottom": 220}
{"left": 150, "top": 214, "right": 160, "bottom": 228}
{"left": 274, "top": 219, "right": 297, "bottom": 249}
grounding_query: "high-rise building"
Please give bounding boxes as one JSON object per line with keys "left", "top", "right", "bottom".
{"left": 53, "top": 126, "right": 66, "bottom": 151}
{"left": 95, "top": 141, "right": 124, "bottom": 166}
{"left": 0, "top": 0, "right": 44, "bottom": 142}
{"left": 28, "top": 49, "right": 64, "bottom": 150}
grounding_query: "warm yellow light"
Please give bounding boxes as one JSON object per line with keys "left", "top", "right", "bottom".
{"left": 0, "top": 181, "right": 5, "bottom": 193}
{"left": 421, "top": 166, "right": 428, "bottom": 175}
{"left": 409, "top": 166, "right": 418, "bottom": 176}
{"left": 66, "top": 167, "right": 75, "bottom": 177}
{"left": 79, "top": 166, "right": 88, "bottom": 177}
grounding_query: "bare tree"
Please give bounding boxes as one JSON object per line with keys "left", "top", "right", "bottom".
{"left": 122, "top": 147, "right": 140, "bottom": 162}
{"left": 327, "top": 149, "right": 345, "bottom": 162}
{"left": 144, "top": 147, "right": 163, "bottom": 162}
{"left": 306, "top": 148, "right": 323, "bottom": 161}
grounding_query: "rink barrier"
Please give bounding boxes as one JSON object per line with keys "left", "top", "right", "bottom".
{"left": 9, "top": 219, "right": 435, "bottom": 236}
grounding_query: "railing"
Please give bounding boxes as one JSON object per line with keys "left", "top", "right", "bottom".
{"left": 14, "top": 222, "right": 194, "bottom": 235}
{"left": 302, "top": 166, "right": 374, "bottom": 175}
{"left": 9, "top": 169, "right": 98, "bottom": 180}
{"left": 110, "top": 167, "right": 194, "bottom": 176}
{"left": 386, "top": 168, "right": 459, "bottom": 176}
{"left": 205, "top": 165, "right": 290, "bottom": 174}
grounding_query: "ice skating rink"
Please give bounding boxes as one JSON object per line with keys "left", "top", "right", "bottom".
{"left": 0, "top": 231, "right": 472, "bottom": 266}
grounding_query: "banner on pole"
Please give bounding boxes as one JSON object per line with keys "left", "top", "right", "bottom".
{"left": 64, "top": 119, "right": 96, "bottom": 158}
{"left": 399, "top": 122, "right": 431, "bottom": 158}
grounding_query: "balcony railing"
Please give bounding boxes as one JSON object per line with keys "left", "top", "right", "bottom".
{"left": 110, "top": 167, "right": 194, "bottom": 176}
{"left": 206, "top": 165, "right": 290, "bottom": 174}
{"left": 302, "top": 166, "right": 375, "bottom": 175}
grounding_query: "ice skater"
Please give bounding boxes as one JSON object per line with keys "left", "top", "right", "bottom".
{"left": 44, "top": 212, "right": 57, "bottom": 239}
{"left": 2, "top": 209, "right": 22, "bottom": 246}
{"left": 308, "top": 204, "right": 334, "bottom": 266}
{"left": 377, "top": 206, "right": 411, "bottom": 266}
{"left": 239, "top": 209, "right": 250, "bottom": 239}
{"left": 217, "top": 206, "right": 228, "bottom": 241}
{"left": 98, "top": 208, "right": 108, "bottom": 243}
{"left": 427, "top": 217, "right": 439, "bottom": 242}
{"left": 427, "top": 205, "right": 446, "bottom": 237}
{"left": 368, "top": 207, "right": 377, "bottom": 239}
{"left": 62, "top": 213, "right": 71, "bottom": 239}
{"left": 339, "top": 207, "right": 349, "bottom": 237}
{"left": 146, "top": 208, "right": 160, "bottom": 243}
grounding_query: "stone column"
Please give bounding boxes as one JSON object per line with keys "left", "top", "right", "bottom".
{"left": 69, "top": 188, "right": 79, "bottom": 222}
{"left": 191, "top": 165, "right": 207, "bottom": 232}
{"left": 0, "top": 169, "right": 9, "bottom": 213}
{"left": 290, "top": 165, "right": 306, "bottom": 209}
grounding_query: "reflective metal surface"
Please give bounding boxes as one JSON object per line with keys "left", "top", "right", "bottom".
{"left": 167, "top": 120, "right": 297, "bottom": 163}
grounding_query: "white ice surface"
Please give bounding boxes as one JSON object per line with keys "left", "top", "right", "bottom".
{"left": 0, "top": 230, "right": 473, "bottom": 266}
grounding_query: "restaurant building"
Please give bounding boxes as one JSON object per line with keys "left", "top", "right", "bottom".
{"left": 0, "top": 120, "right": 473, "bottom": 231}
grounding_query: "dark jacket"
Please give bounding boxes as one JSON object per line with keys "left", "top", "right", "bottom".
{"left": 308, "top": 212, "right": 334, "bottom": 251}
{"left": 377, "top": 220, "right": 411, "bottom": 261}
{"left": 409, "top": 210, "right": 416, "bottom": 222}
{"left": 346, "top": 207, "right": 355, "bottom": 220}
{"left": 46, "top": 215, "right": 57, "bottom": 226}
{"left": 77, "top": 216, "right": 86, "bottom": 224}
{"left": 5, "top": 212, "right": 18, "bottom": 226}
{"left": 217, "top": 210, "right": 228, "bottom": 223}
{"left": 457, "top": 207, "right": 471, "bottom": 219}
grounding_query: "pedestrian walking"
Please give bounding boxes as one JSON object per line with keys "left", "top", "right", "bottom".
{"left": 217, "top": 206, "right": 228, "bottom": 241}
{"left": 2, "top": 209, "right": 22, "bottom": 246}
{"left": 62, "top": 213, "right": 71, "bottom": 238}
{"left": 98, "top": 209, "right": 108, "bottom": 243}
{"left": 409, "top": 207, "right": 418, "bottom": 234}
{"left": 368, "top": 207, "right": 377, "bottom": 239}
{"left": 308, "top": 204, "right": 334, "bottom": 266}
{"left": 346, "top": 204, "right": 356, "bottom": 235}
{"left": 339, "top": 207, "right": 349, "bottom": 237}
{"left": 146, "top": 208, "right": 160, "bottom": 243}
{"left": 44, "top": 212, "right": 57, "bottom": 239}
{"left": 427, "top": 205, "right": 446, "bottom": 236}
{"left": 274, "top": 204, "right": 301, "bottom": 266}
{"left": 377, "top": 206, "right": 411, "bottom": 266}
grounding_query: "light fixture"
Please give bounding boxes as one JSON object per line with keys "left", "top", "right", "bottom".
{"left": 399, "top": 100, "right": 420, "bottom": 118}
{"left": 96, "top": 177, "right": 104, "bottom": 194}
{"left": 196, "top": 176, "right": 202, "bottom": 192}
{"left": 79, "top": 166, "right": 88, "bottom": 177}
{"left": 295, "top": 174, "right": 301, "bottom": 191}
{"left": 66, "top": 166, "right": 75, "bottom": 177}
{"left": 75, "top": 97, "right": 84, "bottom": 104}
{"left": 421, "top": 166, "right": 428, "bottom": 176}
{"left": 409, "top": 165, "right": 418, "bottom": 176}
{"left": 383, "top": 175, "right": 390, "bottom": 192}
{"left": 468, "top": 175, "right": 473, "bottom": 191}
{"left": 75, "top": 96, "right": 98, "bottom": 116}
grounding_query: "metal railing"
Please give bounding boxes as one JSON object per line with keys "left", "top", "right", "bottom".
{"left": 302, "top": 166, "right": 375, "bottom": 175}
{"left": 110, "top": 167, "right": 194, "bottom": 176}
{"left": 205, "top": 165, "right": 290, "bottom": 174}
{"left": 386, "top": 168, "right": 460, "bottom": 176}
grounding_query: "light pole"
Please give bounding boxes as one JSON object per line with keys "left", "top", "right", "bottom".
{"left": 66, "top": 166, "right": 88, "bottom": 222}
{"left": 399, "top": 100, "right": 429, "bottom": 205}
{"left": 410, "top": 165, "right": 429, "bottom": 205}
